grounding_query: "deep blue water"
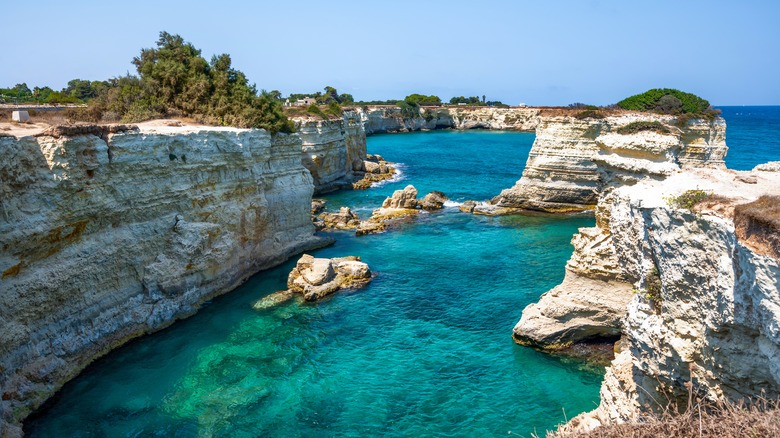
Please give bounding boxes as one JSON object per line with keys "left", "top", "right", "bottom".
{"left": 718, "top": 106, "right": 780, "bottom": 170}
{"left": 25, "top": 131, "right": 603, "bottom": 437}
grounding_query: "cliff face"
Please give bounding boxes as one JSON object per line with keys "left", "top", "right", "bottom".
{"left": 566, "top": 169, "right": 780, "bottom": 430}
{"left": 357, "top": 106, "right": 539, "bottom": 134}
{"left": 296, "top": 111, "right": 367, "bottom": 194}
{"left": 0, "top": 123, "right": 326, "bottom": 435}
{"left": 490, "top": 115, "right": 728, "bottom": 213}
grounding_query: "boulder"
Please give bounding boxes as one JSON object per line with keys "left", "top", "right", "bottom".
{"left": 382, "top": 185, "right": 419, "bottom": 209}
{"left": 311, "top": 199, "right": 327, "bottom": 215}
{"left": 352, "top": 154, "right": 396, "bottom": 189}
{"left": 419, "top": 191, "right": 448, "bottom": 210}
{"left": 284, "top": 254, "right": 373, "bottom": 301}
{"left": 318, "top": 207, "right": 361, "bottom": 230}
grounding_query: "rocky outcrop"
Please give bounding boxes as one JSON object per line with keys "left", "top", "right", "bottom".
{"left": 296, "top": 111, "right": 367, "bottom": 194}
{"left": 356, "top": 106, "right": 540, "bottom": 134}
{"left": 513, "top": 194, "right": 636, "bottom": 350}
{"left": 355, "top": 185, "right": 447, "bottom": 236}
{"left": 284, "top": 254, "right": 372, "bottom": 301}
{"left": 540, "top": 168, "right": 780, "bottom": 432}
{"left": 317, "top": 207, "right": 361, "bottom": 231}
{"left": 352, "top": 154, "right": 396, "bottom": 189}
{"left": 0, "top": 123, "right": 329, "bottom": 435}
{"left": 488, "top": 114, "right": 728, "bottom": 213}
{"left": 419, "top": 191, "right": 448, "bottom": 210}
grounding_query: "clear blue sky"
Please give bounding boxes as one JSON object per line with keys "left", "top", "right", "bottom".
{"left": 2, "top": 0, "right": 778, "bottom": 105}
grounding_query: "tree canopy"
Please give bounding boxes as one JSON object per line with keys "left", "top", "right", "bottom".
{"left": 616, "top": 88, "right": 715, "bottom": 116}
{"left": 84, "top": 31, "right": 294, "bottom": 133}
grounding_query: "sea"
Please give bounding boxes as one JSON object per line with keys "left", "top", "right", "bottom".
{"left": 24, "top": 107, "right": 780, "bottom": 437}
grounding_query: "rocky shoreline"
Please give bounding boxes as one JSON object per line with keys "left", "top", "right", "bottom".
{"left": 3, "top": 105, "right": 779, "bottom": 436}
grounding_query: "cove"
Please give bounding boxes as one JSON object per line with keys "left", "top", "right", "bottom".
{"left": 25, "top": 130, "right": 602, "bottom": 437}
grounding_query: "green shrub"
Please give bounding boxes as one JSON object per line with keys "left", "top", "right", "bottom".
{"left": 307, "top": 104, "right": 328, "bottom": 120}
{"left": 665, "top": 189, "right": 710, "bottom": 211}
{"left": 397, "top": 100, "right": 420, "bottom": 119}
{"left": 616, "top": 121, "right": 670, "bottom": 135}
{"left": 574, "top": 109, "right": 605, "bottom": 119}
{"left": 325, "top": 101, "right": 342, "bottom": 117}
{"left": 616, "top": 88, "right": 720, "bottom": 120}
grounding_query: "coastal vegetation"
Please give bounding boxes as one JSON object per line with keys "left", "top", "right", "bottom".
{"left": 65, "top": 32, "right": 294, "bottom": 133}
{"left": 0, "top": 80, "right": 105, "bottom": 105}
{"left": 616, "top": 120, "right": 670, "bottom": 135}
{"left": 554, "top": 398, "right": 780, "bottom": 437}
{"left": 617, "top": 88, "right": 720, "bottom": 121}
{"left": 665, "top": 189, "right": 711, "bottom": 211}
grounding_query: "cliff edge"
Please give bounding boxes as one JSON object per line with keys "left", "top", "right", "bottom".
{"left": 563, "top": 168, "right": 780, "bottom": 431}
{"left": 489, "top": 113, "right": 727, "bottom": 213}
{"left": 0, "top": 122, "right": 328, "bottom": 435}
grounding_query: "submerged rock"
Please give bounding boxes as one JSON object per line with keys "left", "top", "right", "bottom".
{"left": 285, "top": 254, "right": 373, "bottom": 301}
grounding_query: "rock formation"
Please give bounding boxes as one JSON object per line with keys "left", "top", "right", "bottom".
{"left": 296, "top": 111, "right": 367, "bottom": 194}
{"left": 317, "top": 207, "right": 362, "bottom": 231}
{"left": 486, "top": 113, "right": 727, "bottom": 213}
{"left": 352, "top": 154, "right": 396, "bottom": 189}
{"left": 565, "top": 169, "right": 780, "bottom": 431}
{"left": 356, "top": 106, "right": 540, "bottom": 134}
{"left": 355, "top": 185, "right": 447, "bottom": 236}
{"left": 284, "top": 254, "right": 372, "bottom": 301}
{"left": 0, "top": 122, "right": 330, "bottom": 435}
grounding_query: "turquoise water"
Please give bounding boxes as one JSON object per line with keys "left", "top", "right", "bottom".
{"left": 718, "top": 106, "right": 780, "bottom": 170}
{"left": 26, "top": 130, "right": 603, "bottom": 437}
{"left": 25, "top": 111, "right": 780, "bottom": 436}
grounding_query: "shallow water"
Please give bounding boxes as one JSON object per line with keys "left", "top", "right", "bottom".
{"left": 26, "top": 130, "right": 605, "bottom": 437}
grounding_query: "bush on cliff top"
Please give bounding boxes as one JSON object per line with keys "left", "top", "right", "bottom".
{"left": 616, "top": 120, "right": 670, "bottom": 135}
{"left": 616, "top": 88, "right": 720, "bottom": 121}
{"left": 82, "top": 32, "right": 294, "bottom": 133}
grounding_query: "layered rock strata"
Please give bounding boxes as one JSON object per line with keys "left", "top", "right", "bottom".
{"left": 0, "top": 122, "right": 328, "bottom": 435}
{"left": 357, "top": 106, "right": 540, "bottom": 134}
{"left": 296, "top": 111, "right": 367, "bottom": 194}
{"left": 542, "top": 168, "right": 780, "bottom": 432}
{"left": 487, "top": 114, "right": 728, "bottom": 213}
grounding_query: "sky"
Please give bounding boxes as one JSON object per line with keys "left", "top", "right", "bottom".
{"left": 2, "top": 0, "right": 779, "bottom": 106}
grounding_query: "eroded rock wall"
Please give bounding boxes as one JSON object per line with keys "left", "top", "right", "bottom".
{"left": 356, "top": 106, "right": 539, "bottom": 134}
{"left": 296, "top": 111, "right": 366, "bottom": 194}
{"left": 0, "top": 124, "right": 326, "bottom": 435}
{"left": 554, "top": 169, "right": 780, "bottom": 432}
{"left": 491, "top": 115, "right": 728, "bottom": 213}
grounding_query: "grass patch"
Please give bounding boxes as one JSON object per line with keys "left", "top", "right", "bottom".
{"left": 552, "top": 397, "right": 780, "bottom": 438}
{"left": 734, "top": 195, "right": 780, "bottom": 232}
{"left": 616, "top": 120, "right": 670, "bottom": 135}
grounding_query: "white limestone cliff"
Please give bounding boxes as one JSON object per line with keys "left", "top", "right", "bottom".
{"left": 564, "top": 169, "right": 780, "bottom": 431}
{"left": 356, "top": 106, "right": 540, "bottom": 134}
{"left": 490, "top": 113, "right": 727, "bottom": 213}
{"left": 0, "top": 122, "right": 328, "bottom": 436}
{"left": 296, "top": 111, "right": 367, "bottom": 194}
